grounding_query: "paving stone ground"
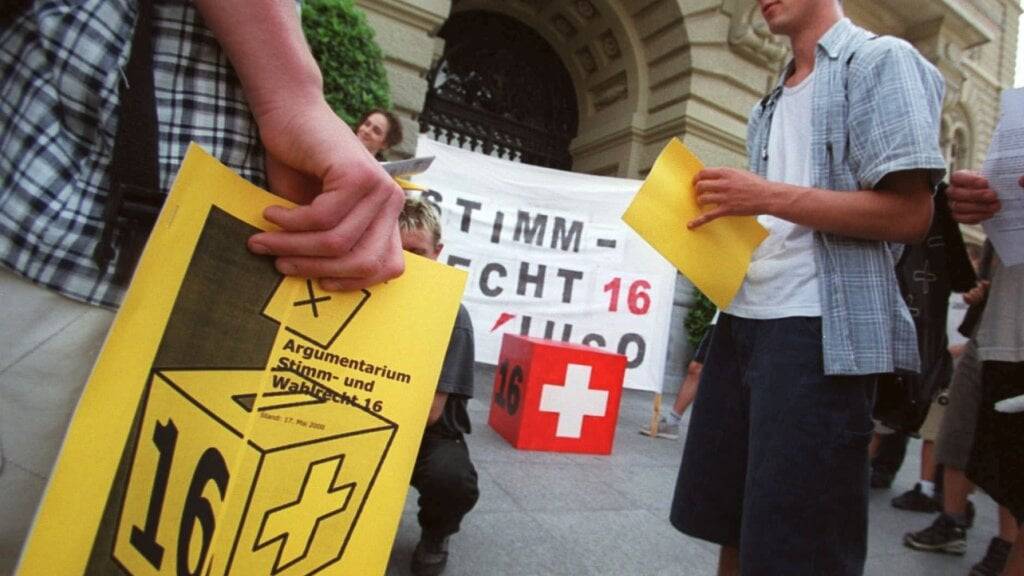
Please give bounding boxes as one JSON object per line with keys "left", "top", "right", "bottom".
{"left": 387, "top": 363, "right": 1000, "bottom": 575}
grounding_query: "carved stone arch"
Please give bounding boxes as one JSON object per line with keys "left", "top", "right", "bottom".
{"left": 420, "top": 10, "right": 581, "bottom": 168}
{"left": 419, "top": 0, "right": 784, "bottom": 177}
{"left": 622, "top": 0, "right": 783, "bottom": 172}
{"left": 941, "top": 104, "right": 974, "bottom": 174}
{"left": 722, "top": 0, "right": 788, "bottom": 68}
{"left": 444, "top": 1, "right": 634, "bottom": 122}
{"left": 434, "top": 0, "right": 646, "bottom": 175}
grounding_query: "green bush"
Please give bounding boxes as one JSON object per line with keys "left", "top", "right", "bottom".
{"left": 684, "top": 287, "right": 716, "bottom": 347}
{"left": 302, "top": 0, "right": 391, "bottom": 125}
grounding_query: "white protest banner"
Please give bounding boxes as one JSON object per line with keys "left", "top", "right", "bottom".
{"left": 412, "top": 136, "right": 676, "bottom": 392}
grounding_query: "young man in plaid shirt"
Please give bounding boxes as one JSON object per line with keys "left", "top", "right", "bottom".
{"left": 668, "top": 0, "right": 945, "bottom": 573}
{"left": 0, "top": 2, "right": 404, "bottom": 571}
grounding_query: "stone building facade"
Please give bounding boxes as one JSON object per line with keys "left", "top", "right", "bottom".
{"left": 354, "top": 0, "right": 1020, "bottom": 383}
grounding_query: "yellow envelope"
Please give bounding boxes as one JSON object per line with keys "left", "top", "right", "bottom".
{"left": 20, "top": 144, "right": 466, "bottom": 576}
{"left": 622, "top": 138, "right": 767, "bottom": 309}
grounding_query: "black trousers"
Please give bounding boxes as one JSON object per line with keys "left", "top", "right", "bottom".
{"left": 968, "top": 361, "right": 1024, "bottom": 524}
{"left": 872, "top": 431, "right": 909, "bottom": 477}
{"left": 410, "top": 431, "right": 479, "bottom": 538}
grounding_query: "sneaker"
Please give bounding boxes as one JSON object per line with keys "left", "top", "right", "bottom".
{"left": 639, "top": 416, "right": 680, "bottom": 439}
{"left": 891, "top": 483, "right": 941, "bottom": 513}
{"left": 969, "top": 537, "right": 1013, "bottom": 576}
{"left": 903, "top": 513, "right": 967, "bottom": 555}
{"left": 411, "top": 534, "right": 450, "bottom": 576}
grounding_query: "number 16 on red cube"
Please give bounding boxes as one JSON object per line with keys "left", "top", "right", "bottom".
{"left": 488, "top": 334, "right": 627, "bottom": 455}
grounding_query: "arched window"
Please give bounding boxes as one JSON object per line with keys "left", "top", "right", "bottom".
{"left": 420, "top": 11, "right": 579, "bottom": 170}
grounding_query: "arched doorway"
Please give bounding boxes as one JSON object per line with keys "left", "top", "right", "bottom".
{"left": 419, "top": 10, "right": 579, "bottom": 170}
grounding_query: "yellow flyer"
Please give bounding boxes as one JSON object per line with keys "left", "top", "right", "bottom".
{"left": 622, "top": 138, "right": 767, "bottom": 309}
{"left": 18, "top": 144, "right": 467, "bottom": 575}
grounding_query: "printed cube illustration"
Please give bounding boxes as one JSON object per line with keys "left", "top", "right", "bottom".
{"left": 113, "top": 368, "right": 396, "bottom": 575}
{"left": 488, "top": 334, "right": 627, "bottom": 455}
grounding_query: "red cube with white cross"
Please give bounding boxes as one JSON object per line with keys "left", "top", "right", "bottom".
{"left": 488, "top": 334, "right": 628, "bottom": 455}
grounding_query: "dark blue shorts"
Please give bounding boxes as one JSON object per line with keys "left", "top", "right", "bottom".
{"left": 670, "top": 314, "right": 876, "bottom": 576}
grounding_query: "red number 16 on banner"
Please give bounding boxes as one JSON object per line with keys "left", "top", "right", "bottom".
{"left": 602, "top": 277, "right": 651, "bottom": 315}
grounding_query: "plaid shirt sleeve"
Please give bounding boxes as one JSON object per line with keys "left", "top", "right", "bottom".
{"left": 0, "top": 0, "right": 265, "bottom": 309}
{"left": 846, "top": 36, "right": 946, "bottom": 190}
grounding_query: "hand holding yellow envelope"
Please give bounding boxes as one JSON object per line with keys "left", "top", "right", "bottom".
{"left": 623, "top": 138, "right": 767, "bottom": 309}
{"left": 20, "top": 145, "right": 466, "bottom": 576}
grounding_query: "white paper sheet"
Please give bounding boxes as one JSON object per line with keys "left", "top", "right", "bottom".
{"left": 981, "top": 87, "right": 1024, "bottom": 265}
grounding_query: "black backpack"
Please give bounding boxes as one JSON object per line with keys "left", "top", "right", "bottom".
{"left": 873, "top": 184, "right": 977, "bottom": 434}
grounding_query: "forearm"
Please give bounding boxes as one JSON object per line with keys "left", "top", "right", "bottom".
{"left": 193, "top": 1, "right": 324, "bottom": 118}
{"left": 766, "top": 182, "right": 932, "bottom": 244}
{"left": 691, "top": 168, "right": 934, "bottom": 242}
{"left": 195, "top": 0, "right": 379, "bottom": 193}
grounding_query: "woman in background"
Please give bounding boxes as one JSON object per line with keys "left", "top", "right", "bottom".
{"left": 355, "top": 108, "right": 403, "bottom": 159}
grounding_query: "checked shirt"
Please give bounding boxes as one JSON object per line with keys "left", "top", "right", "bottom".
{"left": 747, "top": 18, "right": 947, "bottom": 375}
{"left": 1, "top": 0, "right": 266, "bottom": 308}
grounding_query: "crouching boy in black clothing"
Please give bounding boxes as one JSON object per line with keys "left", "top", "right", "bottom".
{"left": 399, "top": 196, "right": 480, "bottom": 576}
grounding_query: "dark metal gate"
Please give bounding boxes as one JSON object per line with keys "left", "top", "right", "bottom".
{"left": 419, "top": 11, "right": 579, "bottom": 170}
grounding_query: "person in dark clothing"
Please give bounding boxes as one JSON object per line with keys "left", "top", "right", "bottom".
{"left": 870, "top": 182, "right": 977, "bottom": 504}
{"left": 399, "top": 196, "right": 480, "bottom": 576}
{"left": 0, "top": 2, "right": 405, "bottom": 570}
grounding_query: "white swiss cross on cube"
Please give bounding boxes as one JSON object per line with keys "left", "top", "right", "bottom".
{"left": 488, "top": 335, "right": 627, "bottom": 455}
{"left": 539, "top": 364, "right": 609, "bottom": 439}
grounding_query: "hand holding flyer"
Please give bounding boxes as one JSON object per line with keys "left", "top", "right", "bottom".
{"left": 622, "top": 138, "right": 767, "bottom": 309}
{"left": 19, "top": 145, "right": 467, "bottom": 575}
{"left": 981, "top": 87, "right": 1024, "bottom": 265}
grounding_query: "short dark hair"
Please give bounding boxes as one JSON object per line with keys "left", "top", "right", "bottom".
{"left": 356, "top": 108, "right": 404, "bottom": 150}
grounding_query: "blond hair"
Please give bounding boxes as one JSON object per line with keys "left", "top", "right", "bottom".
{"left": 399, "top": 195, "right": 442, "bottom": 246}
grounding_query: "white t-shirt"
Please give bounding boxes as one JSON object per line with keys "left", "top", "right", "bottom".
{"left": 947, "top": 295, "right": 969, "bottom": 348}
{"left": 727, "top": 71, "right": 822, "bottom": 319}
{"left": 976, "top": 256, "right": 1024, "bottom": 363}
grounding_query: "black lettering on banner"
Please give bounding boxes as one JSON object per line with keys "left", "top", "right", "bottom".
{"left": 495, "top": 361, "right": 523, "bottom": 415}
{"left": 542, "top": 320, "right": 573, "bottom": 342}
{"left": 582, "top": 333, "right": 606, "bottom": 347}
{"left": 513, "top": 211, "right": 548, "bottom": 246}
{"left": 177, "top": 448, "right": 229, "bottom": 576}
{"left": 617, "top": 333, "right": 646, "bottom": 369}
{"left": 519, "top": 315, "right": 532, "bottom": 336}
{"left": 556, "top": 268, "right": 583, "bottom": 303}
{"left": 551, "top": 218, "right": 583, "bottom": 252}
{"left": 447, "top": 255, "right": 471, "bottom": 270}
{"left": 517, "top": 262, "right": 546, "bottom": 298}
{"left": 491, "top": 211, "right": 504, "bottom": 244}
{"left": 455, "top": 198, "right": 481, "bottom": 233}
{"left": 480, "top": 263, "right": 507, "bottom": 297}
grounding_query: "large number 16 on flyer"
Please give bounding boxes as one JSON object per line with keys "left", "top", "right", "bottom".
{"left": 18, "top": 144, "right": 467, "bottom": 575}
